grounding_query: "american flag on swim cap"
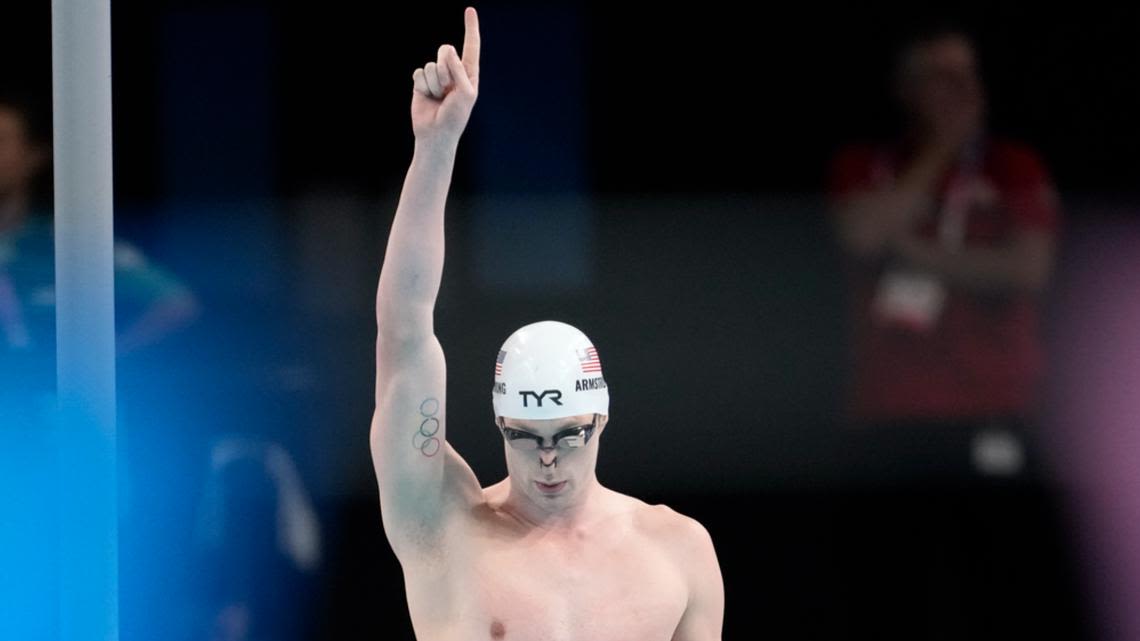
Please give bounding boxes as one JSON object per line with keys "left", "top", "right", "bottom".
{"left": 495, "top": 350, "right": 507, "bottom": 376}
{"left": 578, "top": 346, "right": 602, "bottom": 373}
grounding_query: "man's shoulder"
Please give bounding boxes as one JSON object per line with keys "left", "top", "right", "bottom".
{"left": 625, "top": 497, "right": 713, "bottom": 551}
{"left": 624, "top": 499, "right": 718, "bottom": 590}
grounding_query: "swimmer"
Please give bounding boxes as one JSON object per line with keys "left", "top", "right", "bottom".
{"left": 371, "top": 7, "right": 724, "bottom": 640}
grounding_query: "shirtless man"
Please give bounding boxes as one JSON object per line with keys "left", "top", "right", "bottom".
{"left": 370, "top": 7, "right": 724, "bottom": 641}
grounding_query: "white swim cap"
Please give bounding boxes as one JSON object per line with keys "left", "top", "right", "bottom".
{"left": 491, "top": 320, "right": 609, "bottom": 420}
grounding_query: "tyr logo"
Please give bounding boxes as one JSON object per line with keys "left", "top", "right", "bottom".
{"left": 519, "top": 389, "right": 563, "bottom": 407}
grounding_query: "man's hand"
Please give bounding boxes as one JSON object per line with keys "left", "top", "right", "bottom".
{"left": 411, "top": 7, "right": 480, "bottom": 147}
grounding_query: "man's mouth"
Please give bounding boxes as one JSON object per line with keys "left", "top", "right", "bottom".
{"left": 535, "top": 480, "right": 567, "bottom": 494}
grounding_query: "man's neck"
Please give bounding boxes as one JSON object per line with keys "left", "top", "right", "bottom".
{"left": 502, "top": 476, "right": 610, "bottom": 535}
{"left": 0, "top": 191, "right": 31, "bottom": 234}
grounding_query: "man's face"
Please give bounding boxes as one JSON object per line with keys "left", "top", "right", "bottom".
{"left": 899, "top": 35, "right": 986, "bottom": 136}
{"left": 499, "top": 412, "right": 607, "bottom": 510}
{"left": 0, "top": 107, "right": 43, "bottom": 198}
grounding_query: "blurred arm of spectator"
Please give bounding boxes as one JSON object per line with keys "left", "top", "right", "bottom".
{"left": 889, "top": 220, "right": 1055, "bottom": 295}
{"left": 265, "top": 441, "right": 322, "bottom": 572}
{"left": 831, "top": 139, "right": 959, "bottom": 260}
{"left": 832, "top": 145, "right": 1059, "bottom": 296}
{"left": 113, "top": 239, "right": 200, "bottom": 356}
{"left": 195, "top": 436, "right": 322, "bottom": 572}
{"left": 831, "top": 71, "right": 985, "bottom": 257}
{"left": 885, "top": 138, "right": 1061, "bottom": 297}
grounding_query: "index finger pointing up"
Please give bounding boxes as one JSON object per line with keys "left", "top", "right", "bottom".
{"left": 462, "top": 7, "right": 480, "bottom": 87}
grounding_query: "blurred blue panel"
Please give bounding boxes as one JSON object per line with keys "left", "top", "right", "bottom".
{"left": 0, "top": 428, "right": 60, "bottom": 638}
{"left": 471, "top": 193, "right": 593, "bottom": 294}
{"left": 470, "top": 4, "right": 593, "bottom": 293}
{"left": 150, "top": 200, "right": 285, "bottom": 301}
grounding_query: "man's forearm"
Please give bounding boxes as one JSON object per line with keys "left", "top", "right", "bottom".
{"left": 376, "top": 139, "right": 460, "bottom": 337}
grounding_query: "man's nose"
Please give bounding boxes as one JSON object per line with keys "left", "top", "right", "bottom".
{"left": 538, "top": 448, "right": 558, "bottom": 467}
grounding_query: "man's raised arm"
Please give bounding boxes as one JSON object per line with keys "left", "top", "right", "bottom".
{"left": 371, "top": 6, "right": 481, "bottom": 560}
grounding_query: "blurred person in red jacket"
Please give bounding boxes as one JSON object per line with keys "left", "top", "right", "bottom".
{"left": 824, "top": 24, "right": 1075, "bottom": 641}
{"left": 827, "top": 24, "right": 1061, "bottom": 476}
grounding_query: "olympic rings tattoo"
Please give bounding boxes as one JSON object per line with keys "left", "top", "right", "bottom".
{"left": 413, "top": 397, "right": 441, "bottom": 457}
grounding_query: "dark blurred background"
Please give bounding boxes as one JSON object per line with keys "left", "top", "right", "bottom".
{"left": 3, "top": 0, "right": 1139, "bottom": 639}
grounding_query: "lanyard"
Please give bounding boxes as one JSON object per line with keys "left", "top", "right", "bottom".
{"left": 873, "top": 136, "right": 986, "bottom": 251}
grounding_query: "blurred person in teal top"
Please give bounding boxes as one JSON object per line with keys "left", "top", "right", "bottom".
{"left": 0, "top": 91, "right": 200, "bottom": 426}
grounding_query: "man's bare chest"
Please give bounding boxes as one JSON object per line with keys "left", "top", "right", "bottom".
{"left": 440, "top": 526, "right": 688, "bottom": 641}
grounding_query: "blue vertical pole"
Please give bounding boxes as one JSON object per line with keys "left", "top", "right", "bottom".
{"left": 51, "top": 0, "right": 118, "bottom": 638}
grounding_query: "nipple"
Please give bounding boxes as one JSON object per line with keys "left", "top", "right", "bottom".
{"left": 490, "top": 620, "right": 506, "bottom": 639}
